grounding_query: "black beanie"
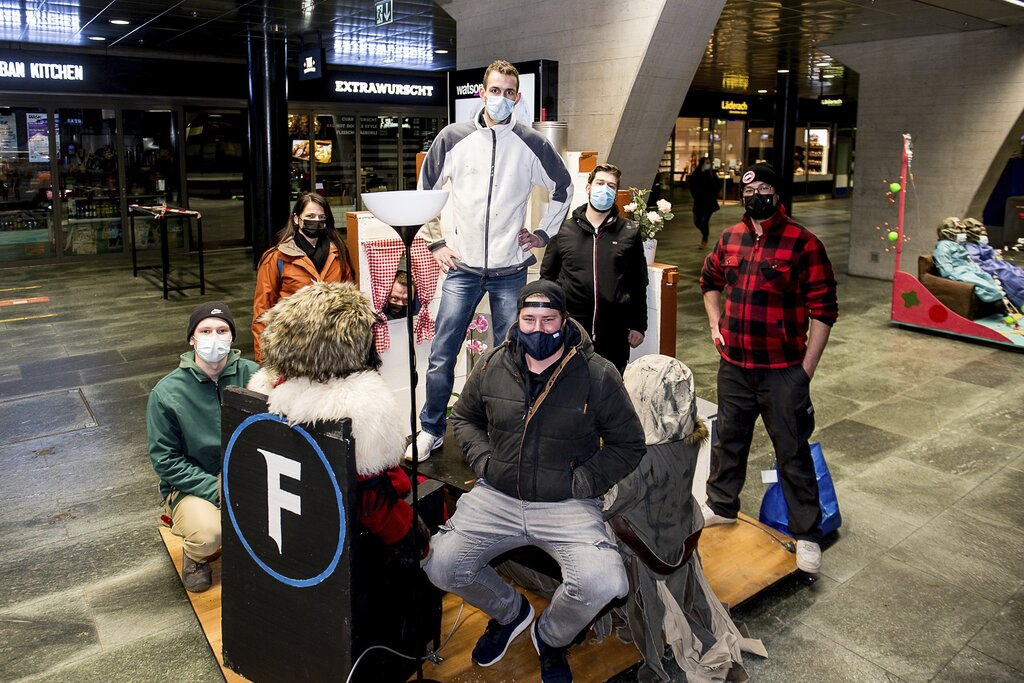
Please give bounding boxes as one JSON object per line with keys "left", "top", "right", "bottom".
{"left": 741, "top": 163, "right": 779, "bottom": 190}
{"left": 517, "top": 280, "right": 566, "bottom": 313}
{"left": 186, "top": 301, "right": 236, "bottom": 342}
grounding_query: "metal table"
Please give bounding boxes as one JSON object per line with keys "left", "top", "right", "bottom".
{"left": 129, "top": 204, "right": 205, "bottom": 299}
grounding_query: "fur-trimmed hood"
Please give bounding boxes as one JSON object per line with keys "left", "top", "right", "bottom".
{"left": 259, "top": 281, "right": 378, "bottom": 383}
{"left": 248, "top": 368, "right": 405, "bottom": 476}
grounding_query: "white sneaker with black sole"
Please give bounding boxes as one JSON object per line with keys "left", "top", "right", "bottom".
{"left": 796, "top": 540, "right": 821, "bottom": 573}
{"left": 701, "top": 504, "right": 738, "bottom": 527}
{"left": 405, "top": 430, "right": 444, "bottom": 462}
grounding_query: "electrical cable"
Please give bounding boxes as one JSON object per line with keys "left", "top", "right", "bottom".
{"left": 342, "top": 600, "right": 467, "bottom": 683}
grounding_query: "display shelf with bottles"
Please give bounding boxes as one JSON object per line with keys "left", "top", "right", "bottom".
{"left": 62, "top": 193, "right": 124, "bottom": 256}
{"left": 0, "top": 208, "right": 53, "bottom": 260}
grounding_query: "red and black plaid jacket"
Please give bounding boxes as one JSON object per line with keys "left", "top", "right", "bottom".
{"left": 700, "top": 206, "right": 838, "bottom": 369}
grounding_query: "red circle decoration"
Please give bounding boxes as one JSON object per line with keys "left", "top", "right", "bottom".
{"left": 928, "top": 305, "right": 948, "bottom": 323}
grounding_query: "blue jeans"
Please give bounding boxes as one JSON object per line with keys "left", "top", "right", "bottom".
{"left": 419, "top": 268, "right": 526, "bottom": 437}
{"left": 423, "top": 480, "right": 629, "bottom": 648}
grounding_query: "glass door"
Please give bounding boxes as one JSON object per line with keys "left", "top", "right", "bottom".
{"left": 0, "top": 107, "right": 56, "bottom": 262}
{"left": 312, "top": 113, "right": 356, "bottom": 224}
{"left": 400, "top": 116, "right": 445, "bottom": 190}
{"left": 124, "top": 109, "right": 182, "bottom": 252}
{"left": 57, "top": 108, "right": 122, "bottom": 256}
{"left": 359, "top": 115, "right": 399, "bottom": 200}
{"left": 184, "top": 108, "right": 246, "bottom": 245}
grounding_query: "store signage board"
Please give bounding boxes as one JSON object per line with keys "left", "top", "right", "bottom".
{"left": 720, "top": 99, "right": 748, "bottom": 116}
{"left": 820, "top": 97, "right": 844, "bottom": 107}
{"left": 376, "top": 0, "right": 393, "bottom": 26}
{"left": 299, "top": 47, "right": 323, "bottom": 81}
{"left": 0, "top": 59, "right": 83, "bottom": 81}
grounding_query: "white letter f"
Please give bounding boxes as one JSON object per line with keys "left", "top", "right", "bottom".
{"left": 259, "top": 448, "right": 302, "bottom": 553}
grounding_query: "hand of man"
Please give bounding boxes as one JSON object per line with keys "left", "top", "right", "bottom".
{"left": 710, "top": 326, "right": 725, "bottom": 348}
{"left": 802, "top": 359, "right": 817, "bottom": 381}
{"left": 518, "top": 228, "right": 544, "bottom": 250}
{"left": 627, "top": 330, "right": 645, "bottom": 348}
{"left": 432, "top": 245, "right": 462, "bottom": 273}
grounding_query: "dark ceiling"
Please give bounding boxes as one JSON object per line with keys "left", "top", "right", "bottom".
{"left": 0, "top": 0, "right": 456, "bottom": 71}
{"left": 0, "top": 0, "right": 1020, "bottom": 95}
{"left": 693, "top": 0, "right": 1024, "bottom": 100}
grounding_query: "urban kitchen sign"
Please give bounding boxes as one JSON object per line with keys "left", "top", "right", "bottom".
{"left": 0, "top": 60, "right": 83, "bottom": 81}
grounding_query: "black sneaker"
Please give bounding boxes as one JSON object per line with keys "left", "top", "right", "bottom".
{"left": 531, "top": 619, "right": 573, "bottom": 682}
{"left": 471, "top": 593, "right": 534, "bottom": 667}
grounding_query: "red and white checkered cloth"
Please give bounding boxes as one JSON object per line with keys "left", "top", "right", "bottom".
{"left": 363, "top": 237, "right": 439, "bottom": 352}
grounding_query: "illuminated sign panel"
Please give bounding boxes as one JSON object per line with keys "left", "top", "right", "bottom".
{"left": 0, "top": 60, "right": 83, "bottom": 80}
{"left": 720, "top": 99, "right": 748, "bottom": 115}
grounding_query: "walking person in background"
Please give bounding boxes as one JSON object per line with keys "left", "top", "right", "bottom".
{"left": 689, "top": 157, "right": 720, "bottom": 249}
{"left": 251, "top": 191, "right": 355, "bottom": 362}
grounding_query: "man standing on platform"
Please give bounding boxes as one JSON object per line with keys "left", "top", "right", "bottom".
{"left": 541, "top": 162, "right": 647, "bottom": 374}
{"left": 699, "top": 163, "right": 838, "bottom": 574}
{"left": 147, "top": 302, "right": 258, "bottom": 592}
{"left": 424, "top": 280, "right": 645, "bottom": 682}
{"left": 409, "top": 58, "right": 573, "bottom": 461}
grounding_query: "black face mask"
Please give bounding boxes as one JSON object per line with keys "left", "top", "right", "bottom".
{"left": 743, "top": 194, "right": 777, "bottom": 220}
{"left": 386, "top": 303, "right": 407, "bottom": 318}
{"left": 519, "top": 328, "right": 564, "bottom": 360}
{"left": 299, "top": 218, "right": 327, "bottom": 238}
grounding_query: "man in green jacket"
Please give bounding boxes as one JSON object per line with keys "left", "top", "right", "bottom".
{"left": 147, "top": 301, "right": 258, "bottom": 592}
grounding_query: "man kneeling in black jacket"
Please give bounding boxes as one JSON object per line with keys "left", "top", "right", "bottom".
{"left": 423, "top": 280, "right": 646, "bottom": 683}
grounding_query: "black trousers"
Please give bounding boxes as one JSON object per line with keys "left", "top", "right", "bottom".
{"left": 693, "top": 211, "right": 713, "bottom": 240}
{"left": 707, "top": 359, "right": 822, "bottom": 541}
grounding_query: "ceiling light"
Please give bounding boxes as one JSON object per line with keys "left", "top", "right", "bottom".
{"left": 823, "top": 74, "right": 836, "bottom": 79}
{"left": 434, "top": 49, "right": 448, "bottom": 54}
{"left": 757, "top": 89, "right": 768, "bottom": 94}
{"left": 998, "top": 0, "right": 1024, "bottom": 6}
{"left": 815, "top": 61, "right": 829, "bottom": 67}
{"left": 777, "top": 69, "right": 790, "bottom": 74}
{"left": 88, "top": 36, "right": 106, "bottom": 41}
{"left": 109, "top": 19, "right": 129, "bottom": 25}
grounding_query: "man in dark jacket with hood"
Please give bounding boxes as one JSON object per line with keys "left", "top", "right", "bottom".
{"left": 541, "top": 162, "right": 648, "bottom": 374}
{"left": 424, "top": 280, "right": 645, "bottom": 683}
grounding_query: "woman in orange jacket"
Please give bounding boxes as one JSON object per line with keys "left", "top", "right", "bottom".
{"left": 252, "top": 192, "right": 355, "bottom": 362}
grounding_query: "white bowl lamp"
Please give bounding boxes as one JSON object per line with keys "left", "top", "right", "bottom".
{"left": 360, "top": 190, "right": 449, "bottom": 240}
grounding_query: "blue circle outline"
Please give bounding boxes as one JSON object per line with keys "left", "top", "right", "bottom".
{"left": 223, "top": 412, "right": 346, "bottom": 587}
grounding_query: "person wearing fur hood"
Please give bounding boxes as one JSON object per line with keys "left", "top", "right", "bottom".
{"left": 247, "top": 281, "right": 427, "bottom": 557}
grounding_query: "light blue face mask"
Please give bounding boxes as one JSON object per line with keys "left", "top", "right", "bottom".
{"left": 485, "top": 95, "right": 515, "bottom": 122}
{"left": 980, "top": 235, "right": 990, "bottom": 246}
{"left": 589, "top": 184, "right": 616, "bottom": 212}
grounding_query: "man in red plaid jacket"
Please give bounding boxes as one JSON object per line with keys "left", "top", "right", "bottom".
{"left": 699, "top": 163, "right": 838, "bottom": 574}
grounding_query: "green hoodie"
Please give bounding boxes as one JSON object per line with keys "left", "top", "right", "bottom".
{"left": 146, "top": 349, "right": 259, "bottom": 507}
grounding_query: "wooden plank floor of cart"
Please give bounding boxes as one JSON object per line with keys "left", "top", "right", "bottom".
{"left": 160, "top": 512, "right": 795, "bottom": 682}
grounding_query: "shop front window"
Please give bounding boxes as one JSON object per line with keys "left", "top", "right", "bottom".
{"left": 313, "top": 113, "right": 356, "bottom": 223}
{"left": 673, "top": 117, "right": 710, "bottom": 180}
{"left": 746, "top": 126, "right": 773, "bottom": 167}
{"left": 58, "top": 108, "right": 123, "bottom": 257}
{"left": 184, "top": 109, "right": 246, "bottom": 245}
{"left": 0, "top": 107, "right": 56, "bottom": 262}
{"left": 359, "top": 115, "right": 399, "bottom": 200}
{"left": 401, "top": 116, "right": 445, "bottom": 189}
{"left": 288, "top": 113, "right": 312, "bottom": 199}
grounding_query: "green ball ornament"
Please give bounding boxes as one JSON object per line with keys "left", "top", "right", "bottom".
{"left": 887, "top": 231, "right": 899, "bottom": 242}
{"left": 889, "top": 182, "right": 902, "bottom": 194}
{"left": 1004, "top": 315, "right": 1016, "bottom": 325}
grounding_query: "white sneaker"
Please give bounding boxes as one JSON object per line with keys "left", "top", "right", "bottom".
{"left": 701, "top": 504, "right": 738, "bottom": 527}
{"left": 405, "top": 431, "right": 444, "bottom": 462}
{"left": 796, "top": 540, "right": 822, "bottom": 573}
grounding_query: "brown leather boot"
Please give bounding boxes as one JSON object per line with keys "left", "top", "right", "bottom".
{"left": 182, "top": 549, "right": 212, "bottom": 593}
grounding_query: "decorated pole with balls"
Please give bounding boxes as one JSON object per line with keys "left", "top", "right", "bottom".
{"left": 894, "top": 134, "right": 912, "bottom": 275}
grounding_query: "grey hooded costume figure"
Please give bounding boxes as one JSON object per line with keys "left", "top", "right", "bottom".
{"left": 499, "top": 355, "right": 765, "bottom": 681}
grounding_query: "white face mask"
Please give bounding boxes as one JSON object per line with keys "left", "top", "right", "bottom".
{"left": 956, "top": 233, "right": 967, "bottom": 244}
{"left": 194, "top": 335, "right": 231, "bottom": 364}
{"left": 485, "top": 95, "right": 515, "bottom": 123}
{"left": 979, "top": 235, "right": 990, "bottom": 246}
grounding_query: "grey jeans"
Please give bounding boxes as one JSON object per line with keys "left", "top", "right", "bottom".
{"left": 423, "top": 479, "right": 628, "bottom": 648}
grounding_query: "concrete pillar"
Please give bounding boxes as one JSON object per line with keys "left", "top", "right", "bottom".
{"left": 442, "top": 0, "right": 725, "bottom": 189}
{"left": 825, "top": 26, "right": 1024, "bottom": 279}
{"left": 247, "top": 25, "right": 290, "bottom": 268}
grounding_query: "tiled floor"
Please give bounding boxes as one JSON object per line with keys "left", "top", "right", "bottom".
{"left": 1, "top": 196, "right": 1023, "bottom": 682}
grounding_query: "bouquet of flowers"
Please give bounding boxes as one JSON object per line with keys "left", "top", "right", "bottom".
{"left": 623, "top": 187, "right": 674, "bottom": 241}
{"left": 465, "top": 314, "right": 489, "bottom": 356}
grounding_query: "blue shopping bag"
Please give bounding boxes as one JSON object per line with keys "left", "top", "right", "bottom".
{"left": 758, "top": 442, "right": 842, "bottom": 537}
